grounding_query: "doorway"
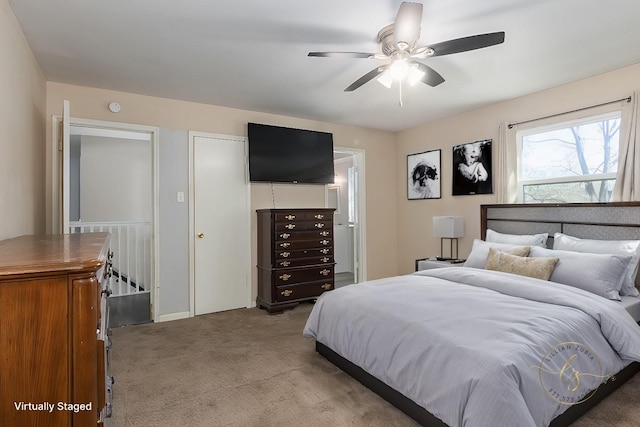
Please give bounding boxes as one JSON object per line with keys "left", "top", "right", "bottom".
{"left": 189, "top": 132, "right": 251, "bottom": 315}
{"left": 52, "top": 112, "right": 159, "bottom": 325}
{"left": 331, "top": 147, "right": 366, "bottom": 287}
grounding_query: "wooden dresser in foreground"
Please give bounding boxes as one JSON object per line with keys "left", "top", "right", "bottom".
{"left": 256, "top": 208, "right": 335, "bottom": 313}
{"left": 0, "top": 233, "right": 113, "bottom": 427}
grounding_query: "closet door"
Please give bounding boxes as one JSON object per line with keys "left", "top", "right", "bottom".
{"left": 192, "top": 133, "right": 250, "bottom": 315}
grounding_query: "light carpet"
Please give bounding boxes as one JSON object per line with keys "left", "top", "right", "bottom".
{"left": 109, "top": 303, "right": 640, "bottom": 427}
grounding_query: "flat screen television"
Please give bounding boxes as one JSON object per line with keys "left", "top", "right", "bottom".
{"left": 247, "top": 123, "right": 335, "bottom": 184}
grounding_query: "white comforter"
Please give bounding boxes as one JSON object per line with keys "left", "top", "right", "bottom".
{"left": 303, "top": 268, "right": 640, "bottom": 427}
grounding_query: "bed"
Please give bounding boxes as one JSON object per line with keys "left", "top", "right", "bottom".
{"left": 303, "top": 202, "right": 640, "bottom": 427}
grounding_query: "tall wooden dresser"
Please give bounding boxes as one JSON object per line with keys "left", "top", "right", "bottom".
{"left": 256, "top": 208, "right": 335, "bottom": 313}
{"left": 0, "top": 233, "right": 113, "bottom": 426}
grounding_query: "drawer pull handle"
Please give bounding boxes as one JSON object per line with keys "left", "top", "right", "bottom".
{"left": 320, "top": 269, "right": 331, "bottom": 276}
{"left": 321, "top": 257, "right": 330, "bottom": 263}
{"left": 281, "top": 252, "right": 290, "bottom": 258}
{"left": 315, "top": 223, "right": 325, "bottom": 228}
{"left": 281, "top": 289, "right": 293, "bottom": 297}
{"left": 315, "top": 214, "right": 324, "bottom": 219}
{"left": 285, "top": 215, "right": 296, "bottom": 220}
{"left": 280, "top": 242, "right": 291, "bottom": 248}
{"left": 320, "top": 231, "right": 330, "bottom": 237}
{"left": 320, "top": 249, "right": 330, "bottom": 254}
{"left": 321, "top": 284, "right": 332, "bottom": 291}
{"left": 279, "top": 274, "right": 291, "bottom": 281}
{"left": 280, "top": 261, "right": 291, "bottom": 267}
{"left": 285, "top": 224, "right": 296, "bottom": 230}
{"left": 280, "top": 233, "right": 291, "bottom": 239}
{"left": 320, "top": 240, "right": 329, "bottom": 245}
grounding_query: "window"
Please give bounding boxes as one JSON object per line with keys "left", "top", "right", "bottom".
{"left": 517, "top": 112, "right": 621, "bottom": 203}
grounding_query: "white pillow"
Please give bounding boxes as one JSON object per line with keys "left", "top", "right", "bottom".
{"left": 553, "top": 232, "right": 640, "bottom": 297}
{"left": 529, "top": 246, "right": 632, "bottom": 300}
{"left": 486, "top": 229, "right": 548, "bottom": 247}
{"left": 464, "top": 239, "right": 530, "bottom": 269}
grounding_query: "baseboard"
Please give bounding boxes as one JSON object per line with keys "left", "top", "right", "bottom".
{"left": 156, "top": 311, "right": 191, "bottom": 322}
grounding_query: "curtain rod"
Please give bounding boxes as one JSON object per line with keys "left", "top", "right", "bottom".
{"left": 507, "top": 96, "right": 632, "bottom": 129}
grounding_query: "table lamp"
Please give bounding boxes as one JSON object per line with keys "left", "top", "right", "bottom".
{"left": 432, "top": 216, "right": 464, "bottom": 260}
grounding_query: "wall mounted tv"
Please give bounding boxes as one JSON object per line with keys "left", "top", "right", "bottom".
{"left": 247, "top": 122, "right": 335, "bottom": 184}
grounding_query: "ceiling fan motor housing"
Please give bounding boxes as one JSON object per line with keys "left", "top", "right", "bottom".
{"left": 378, "top": 24, "right": 413, "bottom": 56}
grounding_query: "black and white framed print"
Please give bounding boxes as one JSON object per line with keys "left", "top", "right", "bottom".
{"left": 452, "top": 139, "right": 493, "bottom": 196}
{"left": 407, "top": 149, "right": 441, "bottom": 200}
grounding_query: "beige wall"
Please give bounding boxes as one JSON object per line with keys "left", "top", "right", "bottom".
{"left": 396, "top": 63, "right": 640, "bottom": 274}
{"left": 0, "top": 0, "right": 46, "bottom": 240}
{"left": 7, "top": 0, "right": 639, "bottom": 313}
{"left": 46, "top": 82, "right": 397, "bottom": 313}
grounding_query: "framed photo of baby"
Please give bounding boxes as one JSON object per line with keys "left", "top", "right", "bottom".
{"left": 407, "top": 149, "right": 441, "bottom": 200}
{"left": 452, "top": 139, "right": 493, "bottom": 196}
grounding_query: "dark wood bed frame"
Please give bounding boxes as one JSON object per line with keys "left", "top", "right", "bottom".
{"left": 316, "top": 202, "right": 640, "bottom": 427}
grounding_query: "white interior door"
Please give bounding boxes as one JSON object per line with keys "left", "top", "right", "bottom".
{"left": 192, "top": 133, "right": 250, "bottom": 315}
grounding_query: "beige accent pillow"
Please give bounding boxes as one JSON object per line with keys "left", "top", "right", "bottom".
{"left": 484, "top": 246, "right": 531, "bottom": 270}
{"left": 486, "top": 247, "right": 558, "bottom": 280}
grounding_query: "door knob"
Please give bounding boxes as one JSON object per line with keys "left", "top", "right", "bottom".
{"left": 197, "top": 232, "right": 204, "bottom": 239}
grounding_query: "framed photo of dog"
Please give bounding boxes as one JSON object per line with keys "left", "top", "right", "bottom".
{"left": 452, "top": 139, "right": 493, "bottom": 196}
{"left": 407, "top": 149, "right": 441, "bottom": 200}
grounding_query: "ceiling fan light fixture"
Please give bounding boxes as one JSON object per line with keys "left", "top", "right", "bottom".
{"left": 389, "top": 59, "right": 410, "bottom": 81}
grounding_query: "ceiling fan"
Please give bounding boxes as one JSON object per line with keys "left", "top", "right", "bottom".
{"left": 309, "top": 2, "right": 505, "bottom": 93}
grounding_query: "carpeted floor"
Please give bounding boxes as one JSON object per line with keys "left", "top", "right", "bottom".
{"left": 109, "top": 303, "right": 640, "bottom": 427}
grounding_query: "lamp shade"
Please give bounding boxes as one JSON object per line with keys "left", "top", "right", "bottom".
{"left": 433, "top": 216, "right": 464, "bottom": 238}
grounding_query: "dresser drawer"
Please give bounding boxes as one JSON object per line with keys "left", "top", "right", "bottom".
{"left": 274, "top": 212, "right": 332, "bottom": 222}
{"left": 274, "top": 239, "right": 332, "bottom": 251}
{"left": 274, "top": 220, "right": 332, "bottom": 232}
{"left": 274, "top": 265, "right": 334, "bottom": 285}
{"left": 275, "top": 229, "right": 332, "bottom": 241}
{"left": 274, "top": 212, "right": 303, "bottom": 222}
{"left": 276, "top": 247, "right": 333, "bottom": 260}
{"left": 274, "top": 255, "right": 334, "bottom": 269}
{"left": 275, "top": 280, "right": 334, "bottom": 302}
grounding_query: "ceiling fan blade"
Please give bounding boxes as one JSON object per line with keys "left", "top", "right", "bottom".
{"left": 394, "top": 2, "right": 423, "bottom": 49}
{"left": 427, "top": 32, "right": 505, "bottom": 57}
{"left": 416, "top": 63, "right": 445, "bottom": 87}
{"left": 344, "top": 65, "right": 389, "bottom": 92}
{"left": 308, "top": 52, "right": 375, "bottom": 59}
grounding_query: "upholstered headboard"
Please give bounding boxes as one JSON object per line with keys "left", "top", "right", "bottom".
{"left": 481, "top": 202, "right": 640, "bottom": 288}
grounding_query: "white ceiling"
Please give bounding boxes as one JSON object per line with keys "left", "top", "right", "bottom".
{"left": 9, "top": 0, "right": 640, "bottom": 132}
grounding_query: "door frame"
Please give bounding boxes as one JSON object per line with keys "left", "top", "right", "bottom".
{"left": 331, "top": 146, "right": 367, "bottom": 283}
{"left": 51, "top": 115, "right": 161, "bottom": 322}
{"left": 188, "top": 131, "right": 252, "bottom": 317}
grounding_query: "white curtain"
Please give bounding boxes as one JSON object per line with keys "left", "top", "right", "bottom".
{"left": 496, "top": 122, "right": 518, "bottom": 203}
{"left": 612, "top": 91, "right": 640, "bottom": 201}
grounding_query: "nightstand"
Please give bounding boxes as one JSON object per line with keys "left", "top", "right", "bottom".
{"left": 415, "top": 258, "right": 466, "bottom": 271}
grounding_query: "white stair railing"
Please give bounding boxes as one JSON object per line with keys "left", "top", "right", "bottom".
{"left": 69, "top": 221, "right": 152, "bottom": 296}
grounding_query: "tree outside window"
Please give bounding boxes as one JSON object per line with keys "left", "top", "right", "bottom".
{"left": 517, "top": 112, "right": 620, "bottom": 203}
